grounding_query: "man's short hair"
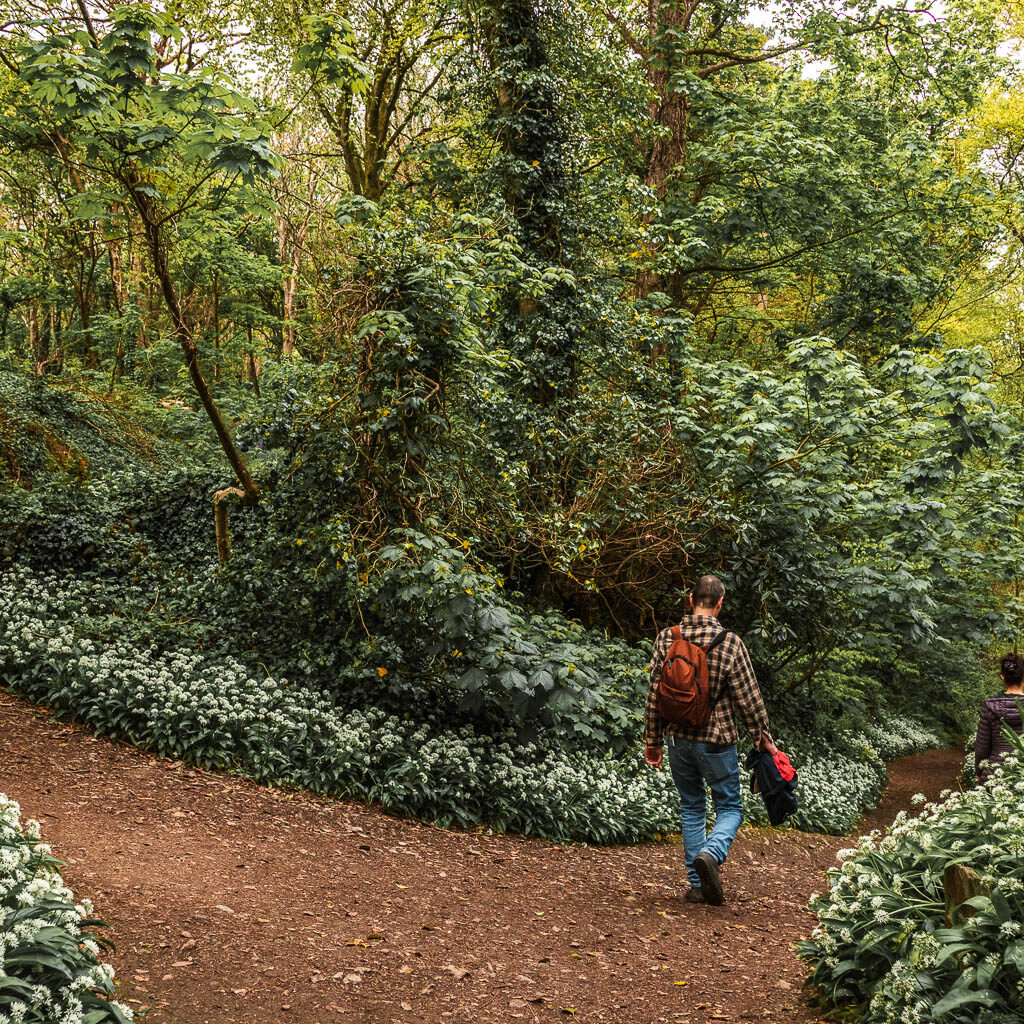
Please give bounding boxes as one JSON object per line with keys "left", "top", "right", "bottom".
{"left": 692, "top": 575, "right": 726, "bottom": 609}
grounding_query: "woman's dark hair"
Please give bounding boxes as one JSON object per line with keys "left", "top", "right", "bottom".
{"left": 1000, "top": 653, "right": 1024, "bottom": 687}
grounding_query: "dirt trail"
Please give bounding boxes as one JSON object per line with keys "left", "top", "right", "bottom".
{"left": 0, "top": 692, "right": 965, "bottom": 1024}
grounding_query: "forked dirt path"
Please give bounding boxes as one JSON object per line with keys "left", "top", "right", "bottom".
{"left": 0, "top": 691, "right": 964, "bottom": 1024}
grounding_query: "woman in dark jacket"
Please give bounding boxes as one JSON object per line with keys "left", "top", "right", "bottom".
{"left": 975, "top": 653, "right": 1024, "bottom": 783}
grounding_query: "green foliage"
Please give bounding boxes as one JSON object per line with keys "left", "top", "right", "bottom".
{"left": 0, "top": 338, "right": 1008, "bottom": 845}
{"left": 351, "top": 526, "right": 647, "bottom": 748}
{"left": 482, "top": 0, "right": 584, "bottom": 406}
{"left": 348, "top": 203, "right": 551, "bottom": 495}
{"left": 0, "top": 567, "right": 940, "bottom": 842}
{"left": 800, "top": 731, "right": 1024, "bottom": 1023}
{"left": 0, "top": 0, "right": 1021, "bottom": 849}
{"left": 0, "top": 367, "right": 176, "bottom": 488}
{"left": 0, "top": 794, "right": 130, "bottom": 1023}
{"left": 291, "top": 14, "right": 369, "bottom": 90}
{"left": 18, "top": 7, "right": 279, "bottom": 188}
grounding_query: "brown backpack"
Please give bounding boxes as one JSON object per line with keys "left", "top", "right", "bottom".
{"left": 657, "top": 627, "right": 728, "bottom": 728}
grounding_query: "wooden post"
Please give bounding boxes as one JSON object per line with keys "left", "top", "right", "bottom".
{"left": 944, "top": 864, "right": 989, "bottom": 926}
{"left": 214, "top": 487, "right": 246, "bottom": 565}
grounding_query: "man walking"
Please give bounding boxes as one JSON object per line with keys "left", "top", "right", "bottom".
{"left": 644, "top": 574, "right": 774, "bottom": 906}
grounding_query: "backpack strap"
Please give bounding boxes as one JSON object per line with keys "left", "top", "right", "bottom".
{"left": 704, "top": 630, "right": 729, "bottom": 655}
{"left": 670, "top": 625, "right": 682, "bottom": 642}
{"left": 703, "top": 631, "right": 730, "bottom": 713}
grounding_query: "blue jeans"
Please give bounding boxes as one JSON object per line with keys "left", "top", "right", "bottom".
{"left": 666, "top": 737, "right": 743, "bottom": 888}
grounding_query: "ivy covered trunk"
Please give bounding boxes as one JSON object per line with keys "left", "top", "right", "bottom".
{"left": 485, "top": 0, "right": 581, "bottom": 408}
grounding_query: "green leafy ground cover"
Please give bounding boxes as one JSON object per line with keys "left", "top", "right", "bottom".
{"left": 0, "top": 567, "right": 941, "bottom": 841}
{"left": 801, "top": 734, "right": 1024, "bottom": 1023}
{"left": 0, "top": 794, "right": 129, "bottom": 1024}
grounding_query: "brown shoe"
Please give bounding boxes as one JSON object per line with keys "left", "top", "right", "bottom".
{"left": 684, "top": 887, "right": 706, "bottom": 904}
{"left": 694, "top": 851, "right": 723, "bottom": 906}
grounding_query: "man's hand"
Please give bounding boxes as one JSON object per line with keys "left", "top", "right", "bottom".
{"left": 644, "top": 745, "right": 663, "bottom": 770}
{"left": 758, "top": 731, "right": 778, "bottom": 756}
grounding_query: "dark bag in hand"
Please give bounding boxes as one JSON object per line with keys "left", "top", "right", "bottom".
{"left": 745, "top": 748, "right": 799, "bottom": 826}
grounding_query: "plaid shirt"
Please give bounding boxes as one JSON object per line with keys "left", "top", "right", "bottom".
{"left": 643, "top": 615, "right": 771, "bottom": 749}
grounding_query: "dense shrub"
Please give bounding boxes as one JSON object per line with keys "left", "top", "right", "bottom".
{"left": 800, "top": 733, "right": 1024, "bottom": 1023}
{"left": 0, "top": 363, "right": 973, "bottom": 845}
{"left": 0, "top": 569, "right": 941, "bottom": 842}
{"left": 0, "top": 356, "right": 1008, "bottom": 764}
{"left": 0, "top": 367, "right": 181, "bottom": 489}
{"left": 856, "top": 717, "right": 951, "bottom": 763}
{"left": 0, "top": 795, "right": 130, "bottom": 1023}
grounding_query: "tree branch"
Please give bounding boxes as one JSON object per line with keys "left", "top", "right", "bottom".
{"left": 75, "top": 0, "right": 100, "bottom": 45}
{"left": 603, "top": 7, "right": 646, "bottom": 58}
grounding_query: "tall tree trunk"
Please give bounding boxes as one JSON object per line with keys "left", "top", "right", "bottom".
{"left": 48, "top": 306, "right": 57, "bottom": 373}
{"left": 275, "top": 199, "right": 310, "bottom": 359}
{"left": 212, "top": 269, "right": 220, "bottom": 381}
{"left": 107, "top": 245, "right": 126, "bottom": 390}
{"left": 484, "top": 0, "right": 580, "bottom": 407}
{"left": 76, "top": 257, "right": 97, "bottom": 368}
{"left": 244, "top": 323, "right": 261, "bottom": 397}
{"left": 637, "top": 0, "right": 693, "bottom": 301}
{"left": 29, "top": 304, "right": 41, "bottom": 374}
{"left": 245, "top": 350, "right": 261, "bottom": 397}
{"left": 132, "top": 247, "right": 151, "bottom": 350}
{"left": 282, "top": 249, "right": 302, "bottom": 357}
{"left": 645, "top": 2, "right": 690, "bottom": 199}
{"left": 133, "top": 187, "right": 259, "bottom": 505}
{"left": 52, "top": 306, "right": 64, "bottom": 374}
{"left": 108, "top": 243, "right": 124, "bottom": 315}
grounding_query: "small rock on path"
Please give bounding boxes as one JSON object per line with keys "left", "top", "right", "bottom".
{"left": 0, "top": 692, "right": 965, "bottom": 1024}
